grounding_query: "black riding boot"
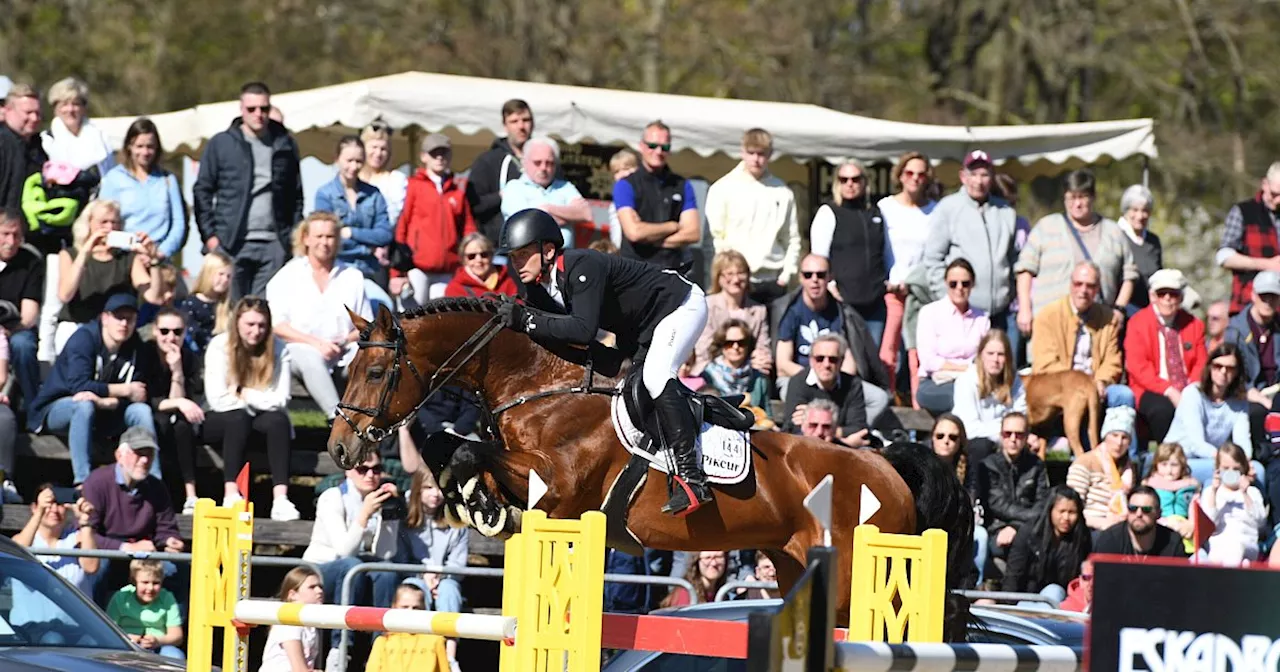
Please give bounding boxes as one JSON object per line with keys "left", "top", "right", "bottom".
{"left": 652, "top": 379, "right": 713, "bottom": 516}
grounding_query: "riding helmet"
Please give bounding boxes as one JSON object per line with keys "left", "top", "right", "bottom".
{"left": 498, "top": 208, "right": 564, "bottom": 254}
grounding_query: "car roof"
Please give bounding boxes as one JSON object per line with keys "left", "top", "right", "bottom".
{"left": 0, "top": 535, "right": 40, "bottom": 561}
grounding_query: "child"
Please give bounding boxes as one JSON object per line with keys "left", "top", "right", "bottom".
{"left": 106, "top": 559, "right": 184, "bottom": 660}
{"left": 607, "top": 150, "right": 639, "bottom": 250}
{"left": 1143, "top": 442, "right": 1199, "bottom": 539}
{"left": 259, "top": 567, "right": 325, "bottom": 672}
{"left": 366, "top": 583, "right": 451, "bottom": 672}
{"left": 177, "top": 249, "right": 233, "bottom": 353}
{"left": 1200, "top": 441, "right": 1269, "bottom": 566}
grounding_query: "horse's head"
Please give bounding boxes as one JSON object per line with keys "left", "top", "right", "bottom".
{"left": 327, "top": 304, "right": 431, "bottom": 470}
{"left": 327, "top": 297, "right": 513, "bottom": 470}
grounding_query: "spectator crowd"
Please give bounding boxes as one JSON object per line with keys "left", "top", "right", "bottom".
{"left": 3, "top": 75, "right": 1279, "bottom": 668}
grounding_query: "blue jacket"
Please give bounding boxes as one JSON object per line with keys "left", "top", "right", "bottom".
{"left": 313, "top": 176, "right": 392, "bottom": 277}
{"left": 28, "top": 320, "right": 148, "bottom": 431}
{"left": 1224, "top": 304, "right": 1280, "bottom": 390}
{"left": 99, "top": 165, "right": 187, "bottom": 258}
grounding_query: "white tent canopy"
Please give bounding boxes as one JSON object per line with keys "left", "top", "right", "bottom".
{"left": 95, "top": 71, "right": 1157, "bottom": 180}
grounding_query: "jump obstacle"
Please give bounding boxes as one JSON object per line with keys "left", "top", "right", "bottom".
{"left": 186, "top": 496, "right": 1081, "bottom": 672}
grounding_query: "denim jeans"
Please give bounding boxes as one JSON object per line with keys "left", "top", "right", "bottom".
{"left": 319, "top": 556, "right": 402, "bottom": 646}
{"left": 8, "top": 329, "right": 40, "bottom": 406}
{"left": 427, "top": 577, "right": 464, "bottom": 613}
{"left": 155, "top": 645, "right": 185, "bottom": 660}
{"left": 41, "top": 399, "right": 158, "bottom": 484}
{"left": 1017, "top": 583, "right": 1067, "bottom": 610}
{"left": 852, "top": 299, "right": 888, "bottom": 350}
{"left": 1106, "top": 384, "right": 1136, "bottom": 409}
{"left": 990, "top": 310, "right": 1026, "bottom": 370}
{"left": 972, "top": 525, "right": 989, "bottom": 585}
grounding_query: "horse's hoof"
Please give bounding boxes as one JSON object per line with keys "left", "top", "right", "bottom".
{"left": 475, "top": 505, "right": 507, "bottom": 537}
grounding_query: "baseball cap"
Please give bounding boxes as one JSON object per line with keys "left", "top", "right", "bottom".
{"left": 962, "top": 150, "right": 992, "bottom": 170}
{"left": 1254, "top": 271, "right": 1280, "bottom": 297}
{"left": 1147, "top": 269, "right": 1187, "bottom": 293}
{"left": 119, "top": 426, "right": 158, "bottom": 453}
{"left": 102, "top": 292, "right": 139, "bottom": 313}
{"left": 421, "top": 133, "right": 451, "bottom": 153}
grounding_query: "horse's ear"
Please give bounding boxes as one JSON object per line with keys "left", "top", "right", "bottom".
{"left": 348, "top": 307, "right": 370, "bottom": 334}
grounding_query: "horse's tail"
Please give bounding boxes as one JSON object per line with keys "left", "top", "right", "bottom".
{"left": 881, "top": 441, "right": 974, "bottom": 643}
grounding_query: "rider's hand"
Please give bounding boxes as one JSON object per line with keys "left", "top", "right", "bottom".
{"left": 504, "top": 302, "right": 531, "bottom": 333}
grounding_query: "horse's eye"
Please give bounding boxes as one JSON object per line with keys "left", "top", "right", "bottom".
{"left": 367, "top": 366, "right": 385, "bottom": 381}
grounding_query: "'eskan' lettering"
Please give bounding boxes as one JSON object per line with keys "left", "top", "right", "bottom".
{"left": 1118, "top": 627, "right": 1280, "bottom": 671}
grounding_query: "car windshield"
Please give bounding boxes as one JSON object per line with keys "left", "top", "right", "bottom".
{"left": 0, "top": 553, "right": 131, "bottom": 649}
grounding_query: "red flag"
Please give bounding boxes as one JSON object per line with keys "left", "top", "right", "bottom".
{"left": 235, "top": 464, "right": 250, "bottom": 506}
{"left": 1191, "top": 496, "right": 1215, "bottom": 556}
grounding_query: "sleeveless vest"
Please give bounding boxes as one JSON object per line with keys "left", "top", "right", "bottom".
{"left": 827, "top": 199, "right": 887, "bottom": 307}
{"left": 619, "top": 167, "right": 689, "bottom": 270}
{"left": 1230, "top": 199, "right": 1279, "bottom": 314}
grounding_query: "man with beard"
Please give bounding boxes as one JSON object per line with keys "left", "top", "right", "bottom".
{"left": 1092, "top": 486, "right": 1188, "bottom": 557}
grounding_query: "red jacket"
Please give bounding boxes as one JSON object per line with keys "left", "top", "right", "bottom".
{"left": 443, "top": 265, "right": 518, "bottom": 298}
{"left": 1123, "top": 306, "right": 1207, "bottom": 402}
{"left": 394, "top": 170, "right": 476, "bottom": 275}
{"left": 1058, "top": 575, "right": 1090, "bottom": 613}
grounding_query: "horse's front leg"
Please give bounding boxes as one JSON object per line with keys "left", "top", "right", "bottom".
{"left": 439, "top": 439, "right": 553, "bottom": 537}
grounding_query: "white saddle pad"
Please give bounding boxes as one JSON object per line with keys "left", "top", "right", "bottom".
{"left": 610, "top": 391, "right": 751, "bottom": 485}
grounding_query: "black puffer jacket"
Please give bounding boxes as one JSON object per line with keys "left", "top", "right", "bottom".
{"left": 980, "top": 450, "right": 1049, "bottom": 533}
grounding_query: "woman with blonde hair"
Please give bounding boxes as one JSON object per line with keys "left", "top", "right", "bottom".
{"left": 177, "top": 250, "right": 234, "bottom": 353}
{"left": 952, "top": 329, "right": 1028, "bottom": 467}
{"left": 41, "top": 76, "right": 116, "bottom": 174}
{"left": 358, "top": 120, "right": 410, "bottom": 226}
{"left": 203, "top": 297, "right": 298, "bottom": 520}
{"left": 878, "top": 152, "right": 937, "bottom": 372}
{"left": 809, "top": 159, "right": 889, "bottom": 347}
{"left": 691, "top": 250, "right": 772, "bottom": 375}
{"left": 53, "top": 199, "right": 166, "bottom": 352}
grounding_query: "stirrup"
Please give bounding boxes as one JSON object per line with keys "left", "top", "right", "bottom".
{"left": 662, "top": 474, "right": 711, "bottom": 517}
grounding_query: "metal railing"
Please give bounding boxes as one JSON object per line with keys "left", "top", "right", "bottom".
{"left": 955, "top": 589, "right": 1059, "bottom": 607}
{"left": 29, "top": 547, "right": 323, "bottom": 574}
{"left": 715, "top": 580, "right": 779, "bottom": 602}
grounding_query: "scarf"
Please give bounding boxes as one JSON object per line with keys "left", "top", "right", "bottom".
{"left": 1117, "top": 215, "right": 1148, "bottom": 246}
{"left": 1096, "top": 449, "right": 1131, "bottom": 516}
{"left": 702, "top": 356, "right": 755, "bottom": 396}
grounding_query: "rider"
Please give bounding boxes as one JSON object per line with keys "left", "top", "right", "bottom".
{"left": 499, "top": 208, "right": 712, "bottom": 516}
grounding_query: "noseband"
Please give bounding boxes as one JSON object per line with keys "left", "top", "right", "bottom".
{"left": 334, "top": 310, "right": 507, "bottom": 444}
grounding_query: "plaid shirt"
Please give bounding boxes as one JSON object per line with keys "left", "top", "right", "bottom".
{"left": 1220, "top": 196, "right": 1279, "bottom": 313}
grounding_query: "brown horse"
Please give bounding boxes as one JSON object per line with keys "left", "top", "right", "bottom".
{"left": 327, "top": 297, "right": 973, "bottom": 637}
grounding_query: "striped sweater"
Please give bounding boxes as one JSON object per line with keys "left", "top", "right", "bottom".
{"left": 1015, "top": 214, "right": 1138, "bottom": 314}
{"left": 1066, "top": 450, "right": 1136, "bottom": 527}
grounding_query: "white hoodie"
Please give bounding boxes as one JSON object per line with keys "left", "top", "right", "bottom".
{"left": 705, "top": 162, "right": 800, "bottom": 285}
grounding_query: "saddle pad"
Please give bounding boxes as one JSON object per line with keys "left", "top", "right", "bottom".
{"left": 610, "top": 391, "right": 751, "bottom": 485}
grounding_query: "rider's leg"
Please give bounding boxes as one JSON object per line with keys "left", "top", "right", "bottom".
{"left": 644, "top": 283, "right": 711, "bottom": 516}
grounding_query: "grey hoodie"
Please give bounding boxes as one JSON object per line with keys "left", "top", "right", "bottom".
{"left": 922, "top": 188, "right": 1019, "bottom": 315}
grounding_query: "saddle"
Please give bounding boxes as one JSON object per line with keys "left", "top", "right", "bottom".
{"left": 620, "top": 366, "right": 756, "bottom": 438}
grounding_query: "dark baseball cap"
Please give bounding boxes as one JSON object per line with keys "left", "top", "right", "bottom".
{"left": 102, "top": 292, "right": 139, "bottom": 314}
{"left": 962, "top": 150, "right": 993, "bottom": 170}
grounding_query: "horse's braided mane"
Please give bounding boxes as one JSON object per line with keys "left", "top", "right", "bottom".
{"left": 359, "top": 295, "right": 508, "bottom": 341}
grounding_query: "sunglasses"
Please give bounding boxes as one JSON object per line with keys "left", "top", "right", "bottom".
{"left": 804, "top": 422, "right": 833, "bottom": 431}
{"left": 644, "top": 141, "right": 672, "bottom": 152}
{"left": 722, "top": 338, "right": 749, "bottom": 349}
{"left": 948, "top": 280, "right": 973, "bottom": 289}
{"left": 1127, "top": 504, "right": 1154, "bottom": 514}
{"left": 1071, "top": 280, "right": 1100, "bottom": 290}
{"left": 466, "top": 251, "right": 494, "bottom": 260}
{"left": 801, "top": 271, "right": 828, "bottom": 280}
{"left": 934, "top": 432, "right": 960, "bottom": 442}
{"left": 157, "top": 327, "right": 184, "bottom": 336}
{"left": 1211, "top": 362, "right": 1238, "bottom": 372}
{"left": 353, "top": 464, "right": 384, "bottom": 475}
{"left": 1154, "top": 289, "right": 1182, "bottom": 299}
{"left": 901, "top": 169, "right": 926, "bottom": 179}
{"left": 244, "top": 105, "right": 270, "bottom": 114}
{"left": 1079, "top": 573, "right": 1092, "bottom": 581}
{"left": 838, "top": 175, "right": 865, "bottom": 184}
{"left": 1001, "top": 430, "right": 1028, "bottom": 439}
{"left": 811, "top": 355, "right": 839, "bottom": 364}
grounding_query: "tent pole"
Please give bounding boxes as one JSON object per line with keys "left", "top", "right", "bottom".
{"left": 1142, "top": 156, "right": 1150, "bottom": 188}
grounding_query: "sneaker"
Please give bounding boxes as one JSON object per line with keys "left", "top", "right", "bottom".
{"left": 326, "top": 647, "right": 345, "bottom": 672}
{"left": 271, "top": 497, "right": 301, "bottom": 522}
{"left": 2, "top": 480, "right": 22, "bottom": 504}
{"left": 222, "top": 493, "right": 244, "bottom": 509}
{"left": 182, "top": 496, "right": 198, "bottom": 516}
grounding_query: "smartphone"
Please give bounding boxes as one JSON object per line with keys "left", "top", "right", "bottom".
{"left": 50, "top": 486, "right": 79, "bottom": 505}
{"left": 105, "top": 231, "right": 137, "bottom": 250}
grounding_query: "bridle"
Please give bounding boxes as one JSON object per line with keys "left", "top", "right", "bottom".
{"left": 334, "top": 310, "right": 507, "bottom": 444}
